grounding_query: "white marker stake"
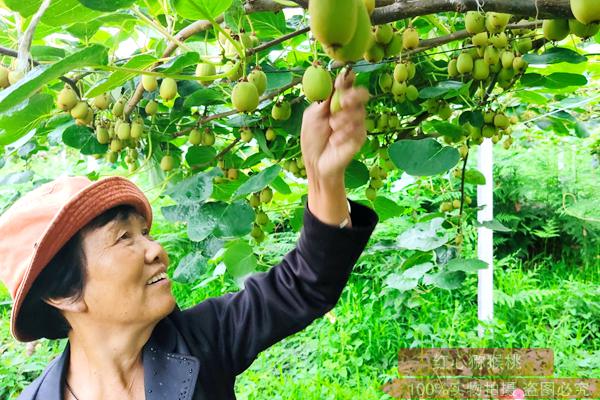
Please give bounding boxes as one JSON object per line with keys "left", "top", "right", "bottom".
{"left": 477, "top": 138, "right": 494, "bottom": 337}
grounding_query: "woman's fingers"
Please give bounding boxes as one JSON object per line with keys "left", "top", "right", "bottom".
{"left": 341, "top": 87, "right": 370, "bottom": 110}
{"left": 335, "top": 69, "right": 356, "bottom": 91}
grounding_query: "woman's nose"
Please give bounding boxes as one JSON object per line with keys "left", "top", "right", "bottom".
{"left": 145, "top": 236, "right": 169, "bottom": 267}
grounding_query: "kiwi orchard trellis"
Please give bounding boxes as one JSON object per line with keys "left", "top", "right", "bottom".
{"left": 0, "top": 0, "right": 593, "bottom": 338}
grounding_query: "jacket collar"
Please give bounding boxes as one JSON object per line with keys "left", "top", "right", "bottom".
{"left": 27, "top": 318, "right": 200, "bottom": 400}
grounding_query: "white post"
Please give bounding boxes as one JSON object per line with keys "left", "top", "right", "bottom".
{"left": 477, "top": 138, "right": 494, "bottom": 337}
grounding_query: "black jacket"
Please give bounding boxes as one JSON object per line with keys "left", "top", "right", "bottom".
{"left": 18, "top": 201, "right": 378, "bottom": 400}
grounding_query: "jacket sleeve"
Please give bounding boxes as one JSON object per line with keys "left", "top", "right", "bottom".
{"left": 172, "top": 200, "right": 378, "bottom": 376}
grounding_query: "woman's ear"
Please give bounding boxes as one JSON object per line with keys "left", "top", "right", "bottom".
{"left": 44, "top": 295, "right": 87, "bottom": 314}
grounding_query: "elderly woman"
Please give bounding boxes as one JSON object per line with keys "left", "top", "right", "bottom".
{"left": 0, "top": 73, "right": 377, "bottom": 400}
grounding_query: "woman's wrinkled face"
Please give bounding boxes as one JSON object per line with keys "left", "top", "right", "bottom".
{"left": 79, "top": 212, "right": 175, "bottom": 328}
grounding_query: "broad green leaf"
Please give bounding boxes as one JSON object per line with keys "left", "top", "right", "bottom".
{"left": 0, "top": 93, "right": 54, "bottom": 145}
{"left": 419, "top": 80, "right": 465, "bottom": 99}
{"left": 173, "top": 252, "right": 208, "bottom": 283}
{"left": 464, "top": 169, "right": 486, "bottom": 185}
{"left": 182, "top": 88, "right": 226, "bottom": 108}
{"left": 385, "top": 273, "right": 418, "bottom": 292}
{"left": 234, "top": 165, "right": 281, "bottom": 198}
{"left": 523, "top": 47, "right": 587, "bottom": 65}
{"left": 166, "top": 171, "right": 214, "bottom": 205}
{"left": 188, "top": 202, "right": 224, "bottom": 242}
{"left": 217, "top": 201, "right": 255, "bottom": 237}
{"left": 0, "top": 171, "right": 34, "bottom": 185}
{"left": 270, "top": 176, "right": 291, "bottom": 195}
{"left": 425, "top": 121, "right": 465, "bottom": 140}
{"left": 445, "top": 259, "right": 488, "bottom": 273}
{"left": 161, "top": 203, "right": 200, "bottom": 222}
{"left": 253, "top": 129, "right": 274, "bottom": 158}
{"left": 186, "top": 146, "right": 217, "bottom": 168}
{"left": 425, "top": 270, "right": 466, "bottom": 290}
{"left": 86, "top": 54, "right": 157, "bottom": 98}
{"left": 62, "top": 124, "right": 107, "bottom": 155}
{"left": 515, "top": 91, "right": 548, "bottom": 105}
{"left": 458, "top": 110, "right": 484, "bottom": 128}
{"left": 223, "top": 240, "right": 257, "bottom": 280}
{"left": 263, "top": 66, "right": 293, "bottom": 91}
{"left": 6, "top": 0, "right": 104, "bottom": 25}
{"left": 345, "top": 160, "right": 369, "bottom": 189}
{"left": 224, "top": 0, "right": 244, "bottom": 32}
{"left": 521, "top": 73, "right": 588, "bottom": 89}
{"left": 403, "top": 262, "right": 434, "bottom": 280}
{"left": 373, "top": 196, "right": 403, "bottom": 221}
{"left": 173, "top": 0, "right": 233, "bottom": 20}
{"left": 78, "top": 0, "right": 136, "bottom": 11}
{"left": 476, "top": 219, "right": 512, "bottom": 232}
{"left": 389, "top": 139, "right": 460, "bottom": 176}
{"left": 0, "top": 45, "right": 108, "bottom": 114}
{"left": 159, "top": 52, "right": 200, "bottom": 74}
{"left": 241, "top": 152, "right": 267, "bottom": 169}
{"left": 398, "top": 217, "right": 449, "bottom": 251}
{"left": 31, "top": 46, "right": 65, "bottom": 61}
{"left": 245, "top": 12, "right": 291, "bottom": 38}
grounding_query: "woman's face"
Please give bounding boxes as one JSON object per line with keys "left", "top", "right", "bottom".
{"left": 78, "top": 212, "right": 175, "bottom": 328}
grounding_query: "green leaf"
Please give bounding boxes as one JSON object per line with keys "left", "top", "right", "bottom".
{"left": 263, "top": 65, "right": 293, "bottom": 91}
{"left": 419, "top": 80, "right": 465, "bottom": 99}
{"left": 425, "top": 120, "right": 465, "bottom": 140}
{"left": 345, "top": 160, "right": 369, "bottom": 189}
{"left": 188, "top": 202, "right": 224, "bottom": 242}
{"left": 86, "top": 54, "right": 157, "bottom": 98}
{"left": 523, "top": 47, "right": 587, "bottom": 65}
{"left": 31, "top": 45, "right": 65, "bottom": 61}
{"left": 245, "top": 12, "right": 291, "bottom": 38}
{"left": 183, "top": 87, "right": 225, "bottom": 108}
{"left": 173, "top": 0, "right": 233, "bottom": 20}
{"left": 186, "top": 146, "right": 217, "bottom": 168}
{"left": 77, "top": 0, "right": 136, "bottom": 11}
{"left": 445, "top": 258, "right": 488, "bottom": 273}
{"left": 166, "top": 172, "right": 214, "bottom": 205}
{"left": 62, "top": 124, "right": 107, "bottom": 155}
{"left": 385, "top": 273, "right": 419, "bottom": 292}
{"left": 161, "top": 203, "right": 200, "bottom": 222}
{"left": 475, "top": 219, "right": 512, "bottom": 232}
{"left": 0, "top": 45, "right": 108, "bottom": 114}
{"left": 270, "top": 175, "right": 291, "bottom": 195}
{"left": 398, "top": 217, "right": 449, "bottom": 251}
{"left": 216, "top": 201, "right": 255, "bottom": 237}
{"left": 173, "top": 252, "right": 208, "bottom": 283}
{"left": 223, "top": 240, "right": 257, "bottom": 280}
{"left": 389, "top": 139, "right": 460, "bottom": 176}
{"left": 234, "top": 165, "right": 281, "bottom": 198}
{"left": 373, "top": 196, "right": 403, "bottom": 221}
{"left": 464, "top": 169, "right": 486, "bottom": 185}
{"left": 515, "top": 91, "right": 548, "bottom": 105}
{"left": 403, "top": 262, "right": 434, "bottom": 279}
{"left": 159, "top": 52, "right": 200, "bottom": 74}
{"left": 425, "top": 270, "right": 466, "bottom": 290}
{"left": 458, "top": 110, "right": 484, "bottom": 128}
{"left": 6, "top": 0, "right": 105, "bottom": 25}
{"left": 224, "top": 0, "right": 244, "bottom": 32}
{"left": 0, "top": 171, "right": 34, "bottom": 185}
{"left": 0, "top": 93, "right": 54, "bottom": 145}
{"left": 521, "top": 73, "right": 588, "bottom": 89}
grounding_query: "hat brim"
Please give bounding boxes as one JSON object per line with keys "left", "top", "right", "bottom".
{"left": 11, "top": 176, "right": 153, "bottom": 342}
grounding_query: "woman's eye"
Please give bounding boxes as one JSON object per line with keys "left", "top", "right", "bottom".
{"left": 119, "top": 232, "right": 131, "bottom": 241}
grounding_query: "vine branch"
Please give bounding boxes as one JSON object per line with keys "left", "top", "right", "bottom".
{"left": 16, "top": 0, "right": 51, "bottom": 74}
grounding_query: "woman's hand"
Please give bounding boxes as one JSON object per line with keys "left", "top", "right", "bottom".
{"left": 301, "top": 70, "right": 370, "bottom": 187}
{"left": 300, "top": 70, "right": 370, "bottom": 227}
